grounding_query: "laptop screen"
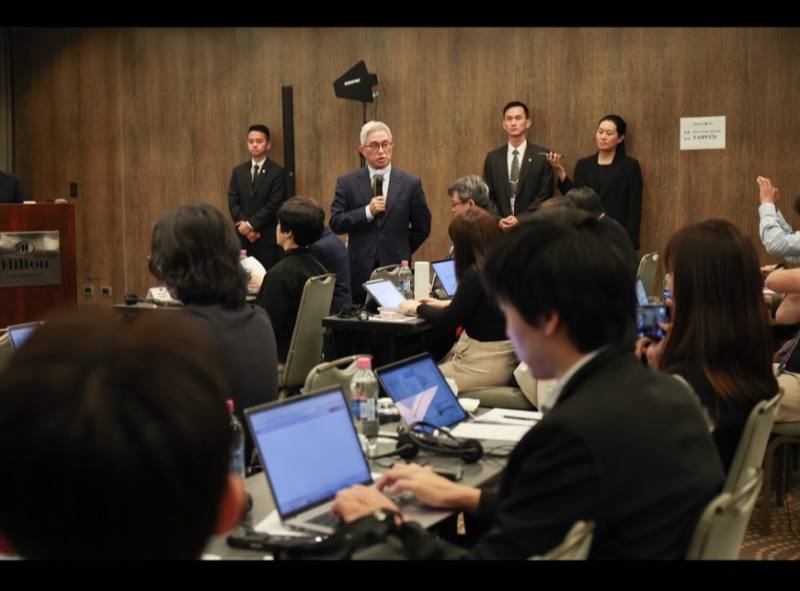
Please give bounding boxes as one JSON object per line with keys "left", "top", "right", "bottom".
{"left": 245, "top": 388, "right": 372, "bottom": 519}
{"left": 375, "top": 354, "right": 468, "bottom": 433}
{"left": 432, "top": 259, "right": 458, "bottom": 298}
{"left": 363, "top": 278, "right": 406, "bottom": 309}
{"left": 7, "top": 322, "right": 42, "bottom": 351}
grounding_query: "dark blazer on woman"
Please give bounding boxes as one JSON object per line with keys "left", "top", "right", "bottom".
{"left": 558, "top": 152, "right": 643, "bottom": 249}
{"left": 228, "top": 158, "right": 287, "bottom": 270}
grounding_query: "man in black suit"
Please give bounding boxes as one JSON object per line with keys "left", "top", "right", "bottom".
{"left": 330, "top": 121, "right": 431, "bottom": 303}
{"left": 0, "top": 170, "right": 27, "bottom": 204}
{"left": 332, "top": 209, "right": 724, "bottom": 560}
{"left": 227, "top": 124, "right": 287, "bottom": 271}
{"left": 482, "top": 101, "right": 554, "bottom": 231}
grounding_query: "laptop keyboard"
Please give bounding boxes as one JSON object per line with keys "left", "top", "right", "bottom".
{"left": 308, "top": 512, "right": 340, "bottom": 528}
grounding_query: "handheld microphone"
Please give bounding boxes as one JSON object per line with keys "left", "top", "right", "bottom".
{"left": 372, "top": 173, "right": 384, "bottom": 197}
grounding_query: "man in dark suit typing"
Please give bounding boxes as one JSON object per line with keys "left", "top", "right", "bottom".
{"left": 228, "top": 124, "right": 288, "bottom": 271}
{"left": 333, "top": 209, "right": 724, "bottom": 560}
{"left": 330, "top": 121, "right": 431, "bottom": 303}
{"left": 482, "top": 101, "right": 554, "bottom": 231}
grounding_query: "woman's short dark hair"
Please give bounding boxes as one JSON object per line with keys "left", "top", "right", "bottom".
{"left": 482, "top": 208, "right": 636, "bottom": 352}
{"left": 277, "top": 197, "right": 325, "bottom": 247}
{"left": 565, "top": 186, "right": 604, "bottom": 216}
{"left": 448, "top": 207, "right": 502, "bottom": 281}
{"left": 149, "top": 203, "right": 248, "bottom": 309}
{"left": 660, "top": 219, "right": 777, "bottom": 405}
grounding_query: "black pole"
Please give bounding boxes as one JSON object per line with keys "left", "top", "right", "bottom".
{"left": 359, "top": 101, "right": 367, "bottom": 168}
{"left": 281, "top": 86, "right": 296, "bottom": 197}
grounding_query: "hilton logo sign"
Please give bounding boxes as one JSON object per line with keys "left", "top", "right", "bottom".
{"left": 0, "top": 231, "right": 61, "bottom": 288}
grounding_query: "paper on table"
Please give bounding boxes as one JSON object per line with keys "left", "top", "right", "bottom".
{"left": 450, "top": 422, "right": 531, "bottom": 442}
{"left": 474, "top": 408, "right": 543, "bottom": 426}
{"left": 367, "top": 315, "right": 418, "bottom": 323}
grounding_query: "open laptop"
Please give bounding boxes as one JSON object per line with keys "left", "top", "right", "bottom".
{"left": 7, "top": 321, "right": 43, "bottom": 351}
{"left": 375, "top": 353, "right": 468, "bottom": 434}
{"left": 244, "top": 387, "right": 372, "bottom": 535}
{"left": 363, "top": 278, "right": 408, "bottom": 310}
{"left": 431, "top": 259, "right": 457, "bottom": 299}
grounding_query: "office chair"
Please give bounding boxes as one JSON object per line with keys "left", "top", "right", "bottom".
{"left": 636, "top": 252, "right": 659, "bottom": 299}
{"left": 529, "top": 520, "right": 594, "bottom": 560}
{"left": 760, "top": 420, "right": 800, "bottom": 534}
{"left": 277, "top": 274, "right": 336, "bottom": 398}
{"left": 302, "top": 354, "right": 372, "bottom": 405}
{"left": 686, "top": 467, "right": 763, "bottom": 560}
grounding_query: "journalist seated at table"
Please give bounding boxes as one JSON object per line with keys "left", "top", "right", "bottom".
{"left": 0, "top": 311, "right": 246, "bottom": 560}
{"left": 149, "top": 203, "right": 278, "bottom": 461}
{"left": 332, "top": 209, "right": 724, "bottom": 560}
{"left": 255, "top": 196, "right": 328, "bottom": 363}
{"left": 398, "top": 207, "right": 517, "bottom": 393}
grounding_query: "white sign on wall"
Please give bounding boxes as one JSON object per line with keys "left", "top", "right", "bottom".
{"left": 680, "top": 116, "right": 726, "bottom": 151}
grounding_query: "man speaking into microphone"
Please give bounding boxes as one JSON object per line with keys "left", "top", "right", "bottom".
{"left": 330, "top": 121, "right": 431, "bottom": 303}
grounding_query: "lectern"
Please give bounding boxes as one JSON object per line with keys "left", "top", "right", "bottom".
{"left": 0, "top": 203, "right": 77, "bottom": 326}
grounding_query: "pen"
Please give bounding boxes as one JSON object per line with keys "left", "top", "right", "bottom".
{"left": 502, "top": 415, "right": 537, "bottom": 421}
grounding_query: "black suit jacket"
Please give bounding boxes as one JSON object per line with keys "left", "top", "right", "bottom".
{"left": 482, "top": 143, "right": 555, "bottom": 218}
{"left": 308, "top": 228, "right": 353, "bottom": 315}
{"left": 329, "top": 167, "right": 431, "bottom": 301}
{"left": 428, "top": 347, "right": 724, "bottom": 560}
{"left": 0, "top": 171, "right": 27, "bottom": 204}
{"left": 254, "top": 248, "right": 328, "bottom": 363}
{"left": 228, "top": 159, "right": 287, "bottom": 269}
{"left": 558, "top": 153, "right": 643, "bottom": 249}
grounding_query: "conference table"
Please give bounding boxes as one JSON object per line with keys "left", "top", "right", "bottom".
{"left": 322, "top": 314, "right": 437, "bottom": 367}
{"left": 203, "top": 421, "right": 513, "bottom": 560}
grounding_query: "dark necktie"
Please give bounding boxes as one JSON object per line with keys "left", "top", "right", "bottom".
{"left": 252, "top": 164, "right": 260, "bottom": 186}
{"left": 510, "top": 149, "right": 520, "bottom": 214}
{"left": 373, "top": 173, "right": 385, "bottom": 227}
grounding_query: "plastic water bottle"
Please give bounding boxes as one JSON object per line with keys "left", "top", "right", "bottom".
{"left": 350, "top": 357, "right": 379, "bottom": 455}
{"left": 227, "top": 399, "right": 246, "bottom": 479}
{"left": 398, "top": 260, "right": 413, "bottom": 299}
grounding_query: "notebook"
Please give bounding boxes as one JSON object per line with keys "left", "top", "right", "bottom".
{"left": 375, "top": 353, "right": 468, "bottom": 433}
{"left": 244, "top": 387, "right": 372, "bottom": 535}
{"left": 431, "top": 259, "right": 458, "bottom": 299}
{"left": 363, "top": 278, "right": 408, "bottom": 309}
{"left": 7, "top": 321, "right": 43, "bottom": 351}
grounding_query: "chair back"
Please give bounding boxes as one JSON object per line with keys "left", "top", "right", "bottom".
{"left": 0, "top": 330, "right": 12, "bottom": 374}
{"left": 686, "top": 467, "right": 763, "bottom": 560}
{"left": 723, "top": 392, "right": 782, "bottom": 493}
{"left": 302, "top": 354, "right": 372, "bottom": 405}
{"left": 364, "top": 264, "right": 400, "bottom": 305}
{"left": 636, "top": 252, "right": 659, "bottom": 297}
{"left": 530, "top": 520, "right": 594, "bottom": 560}
{"left": 280, "top": 274, "right": 336, "bottom": 390}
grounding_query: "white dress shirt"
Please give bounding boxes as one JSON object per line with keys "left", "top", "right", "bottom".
{"left": 537, "top": 348, "right": 602, "bottom": 413}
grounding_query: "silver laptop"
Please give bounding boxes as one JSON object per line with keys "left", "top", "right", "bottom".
{"left": 7, "top": 321, "right": 43, "bottom": 351}
{"left": 375, "top": 353, "right": 469, "bottom": 434}
{"left": 363, "top": 278, "right": 409, "bottom": 309}
{"left": 244, "top": 387, "right": 372, "bottom": 535}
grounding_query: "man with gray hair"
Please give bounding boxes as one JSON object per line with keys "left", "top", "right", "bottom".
{"left": 449, "top": 175, "right": 490, "bottom": 217}
{"left": 331, "top": 121, "right": 431, "bottom": 303}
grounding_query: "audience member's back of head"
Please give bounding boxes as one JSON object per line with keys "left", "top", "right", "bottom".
{"left": 277, "top": 196, "right": 325, "bottom": 247}
{"left": 448, "top": 207, "right": 501, "bottom": 280}
{"left": 564, "top": 186, "right": 604, "bottom": 217}
{"left": 149, "top": 203, "right": 248, "bottom": 309}
{"left": 661, "top": 219, "right": 777, "bottom": 403}
{"left": 0, "top": 311, "right": 234, "bottom": 560}
{"left": 482, "top": 208, "right": 636, "bottom": 352}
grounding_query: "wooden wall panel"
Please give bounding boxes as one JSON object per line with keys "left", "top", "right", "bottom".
{"left": 11, "top": 27, "right": 800, "bottom": 301}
